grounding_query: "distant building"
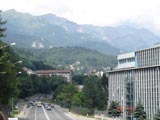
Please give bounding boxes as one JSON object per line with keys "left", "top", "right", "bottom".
{"left": 22, "top": 67, "right": 72, "bottom": 83}
{"left": 108, "top": 44, "right": 160, "bottom": 120}
{"left": 35, "top": 69, "right": 72, "bottom": 83}
{"left": 84, "top": 69, "right": 104, "bottom": 78}
{"left": 22, "top": 67, "right": 34, "bottom": 75}
{"left": 77, "top": 85, "right": 84, "bottom": 91}
{"left": 95, "top": 71, "right": 104, "bottom": 78}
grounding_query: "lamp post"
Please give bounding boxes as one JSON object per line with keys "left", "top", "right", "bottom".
{"left": 0, "top": 42, "right": 16, "bottom": 49}
{"left": 10, "top": 60, "right": 22, "bottom": 115}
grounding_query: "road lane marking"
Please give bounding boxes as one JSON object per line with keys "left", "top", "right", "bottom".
{"left": 42, "top": 105, "right": 50, "bottom": 120}
{"left": 35, "top": 106, "right": 37, "bottom": 120}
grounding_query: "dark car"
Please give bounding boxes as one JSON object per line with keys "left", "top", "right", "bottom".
{"left": 51, "top": 104, "right": 54, "bottom": 108}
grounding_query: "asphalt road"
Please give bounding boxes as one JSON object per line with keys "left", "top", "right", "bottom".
{"left": 24, "top": 105, "right": 73, "bottom": 120}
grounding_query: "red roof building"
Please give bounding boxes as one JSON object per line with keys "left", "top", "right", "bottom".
{"left": 34, "top": 69, "right": 72, "bottom": 82}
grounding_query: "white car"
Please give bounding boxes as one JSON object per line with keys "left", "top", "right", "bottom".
{"left": 47, "top": 106, "right": 51, "bottom": 110}
{"left": 8, "top": 118, "right": 18, "bottom": 120}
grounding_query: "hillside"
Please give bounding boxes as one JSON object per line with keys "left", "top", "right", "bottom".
{"left": 14, "top": 47, "right": 117, "bottom": 74}
{"left": 2, "top": 9, "right": 119, "bottom": 54}
{"left": 2, "top": 9, "right": 160, "bottom": 54}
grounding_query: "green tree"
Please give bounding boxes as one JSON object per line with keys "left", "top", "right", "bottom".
{"left": 49, "top": 75, "right": 67, "bottom": 91}
{"left": 134, "top": 101, "right": 146, "bottom": 120}
{"left": 38, "top": 76, "right": 52, "bottom": 94}
{"left": 72, "top": 91, "right": 85, "bottom": 107}
{"left": 100, "top": 73, "right": 108, "bottom": 106}
{"left": 0, "top": 11, "right": 19, "bottom": 116}
{"left": 108, "top": 101, "right": 121, "bottom": 118}
{"left": 72, "top": 75, "right": 87, "bottom": 85}
{"left": 56, "top": 84, "right": 78, "bottom": 110}
{"left": 83, "top": 75, "right": 98, "bottom": 110}
{"left": 0, "top": 60, "right": 19, "bottom": 104}
{"left": 53, "top": 84, "right": 64, "bottom": 100}
{"left": 100, "top": 73, "right": 108, "bottom": 89}
{"left": 18, "top": 72, "right": 34, "bottom": 98}
{"left": 83, "top": 75, "right": 107, "bottom": 111}
{"left": 0, "top": 10, "right": 6, "bottom": 39}
{"left": 0, "top": 45, "right": 20, "bottom": 116}
{"left": 20, "top": 74, "right": 68, "bottom": 98}
{"left": 154, "top": 109, "right": 160, "bottom": 120}
{"left": 30, "top": 74, "right": 41, "bottom": 93}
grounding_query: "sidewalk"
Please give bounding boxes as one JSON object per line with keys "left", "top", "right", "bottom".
{"left": 55, "top": 105, "right": 97, "bottom": 120}
{"left": 55, "top": 105, "right": 116, "bottom": 120}
{"left": 15, "top": 103, "right": 30, "bottom": 119}
{"left": 65, "top": 112, "right": 97, "bottom": 120}
{"left": 94, "top": 114, "right": 114, "bottom": 120}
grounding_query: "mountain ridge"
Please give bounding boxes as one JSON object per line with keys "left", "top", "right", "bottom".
{"left": 1, "top": 9, "right": 160, "bottom": 54}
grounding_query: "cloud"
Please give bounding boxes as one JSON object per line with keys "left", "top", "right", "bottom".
{"left": 1, "top": 0, "right": 160, "bottom": 33}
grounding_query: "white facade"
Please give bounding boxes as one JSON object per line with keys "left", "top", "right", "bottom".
{"left": 118, "top": 52, "right": 135, "bottom": 69}
{"left": 108, "top": 45, "right": 160, "bottom": 120}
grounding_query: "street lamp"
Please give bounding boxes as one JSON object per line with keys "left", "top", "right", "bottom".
{"left": 0, "top": 61, "right": 22, "bottom": 75}
{"left": 0, "top": 42, "right": 16, "bottom": 49}
{"left": 17, "top": 71, "right": 22, "bottom": 74}
{"left": 13, "top": 60, "right": 22, "bottom": 65}
{"left": 0, "top": 71, "right": 6, "bottom": 74}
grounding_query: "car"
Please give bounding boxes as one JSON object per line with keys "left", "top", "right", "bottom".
{"left": 31, "top": 102, "right": 36, "bottom": 106}
{"left": 15, "top": 105, "right": 18, "bottom": 109}
{"left": 47, "top": 106, "right": 51, "bottom": 110}
{"left": 51, "top": 104, "right": 54, "bottom": 108}
{"left": 37, "top": 101, "right": 42, "bottom": 107}
{"left": 44, "top": 104, "right": 48, "bottom": 108}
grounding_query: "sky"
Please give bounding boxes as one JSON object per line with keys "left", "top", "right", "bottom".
{"left": 0, "top": 0, "right": 160, "bottom": 33}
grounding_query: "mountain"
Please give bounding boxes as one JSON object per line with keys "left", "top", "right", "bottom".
{"left": 1, "top": 9, "right": 160, "bottom": 54}
{"left": 15, "top": 47, "right": 117, "bottom": 74}
{"left": 80, "top": 25, "right": 160, "bottom": 52}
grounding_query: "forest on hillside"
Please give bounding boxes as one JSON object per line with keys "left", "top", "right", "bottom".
{"left": 14, "top": 47, "right": 117, "bottom": 74}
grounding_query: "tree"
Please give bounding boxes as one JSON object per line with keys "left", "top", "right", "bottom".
{"left": 108, "top": 101, "right": 121, "bottom": 118}
{"left": 0, "top": 46, "right": 20, "bottom": 115}
{"left": 100, "top": 73, "right": 108, "bottom": 89}
{"left": 0, "top": 60, "right": 19, "bottom": 103}
{"left": 83, "top": 75, "right": 98, "bottom": 111}
{"left": 18, "top": 72, "right": 34, "bottom": 98}
{"left": 83, "top": 75, "right": 107, "bottom": 111}
{"left": 0, "top": 10, "right": 6, "bottom": 39}
{"left": 134, "top": 101, "right": 146, "bottom": 120}
{"left": 100, "top": 73, "right": 109, "bottom": 106}
{"left": 0, "top": 11, "right": 19, "bottom": 116}
{"left": 49, "top": 75, "right": 67, "bottom": 91}
{"left": 56, "top": 84, "right": 78, "bottom": 110}
{"left": 72, "top": 75, "right": 87, "bottom": 85}
{"left": 71, "top": 91, "right": 85, "bottom": 107}
{"left": 154, "top": 108, "right": 160, "bottom": 120}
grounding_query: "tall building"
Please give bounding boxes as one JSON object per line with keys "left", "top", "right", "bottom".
{"left": 108, "top": 44, "right": 160, "bottom": 120}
